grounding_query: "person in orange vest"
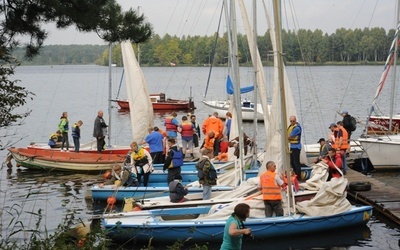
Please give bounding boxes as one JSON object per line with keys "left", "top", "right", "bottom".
{"left": 259, "top": 161, "right": 285, "bottom": 217}
{"left": 335, "top": 121, "right": 349, "bottom": 175}
{"left": 202, "top": 112, "right": 223, "bottom": 157}
{"left": 178, "top": 116, "right": 195, "bottom": 159}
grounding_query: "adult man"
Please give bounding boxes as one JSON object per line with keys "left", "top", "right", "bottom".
{"left": 340, "top": 110, "right": 354, "bottom": 139}
{"left": 335, "top": 121, "right": 349, "bottom": 175}
{"left": 314, "top": 138, "right": 331, "bottom": 163}
{"left": 190, "top": 114, "right": 201, "bottom": 148}
{"left": 144, "top": 127, "right": 164, "bottom": 164}
{"left": 93, "top": 110, "right": 108, "bottom": 153}
{"left": 287, "top": 115, "right": 302, "bottom": 181}
{"left": 163, "top": 138, "right": 184, "bottom": 183}
{"left": 196, "top": 149, "right": 217, "bottom": 200}
{"left": 259, "top": 161, "right": 284, "bottom": 217}
{"left": 202, "top": 112, "right": 223, "bottom": 157}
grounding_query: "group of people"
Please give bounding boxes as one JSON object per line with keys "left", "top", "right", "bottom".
{"left": 314, "top": 110, "right": 356, "bottom": 176}
{"left": 48, "top": 111, "right": 84, "bottom": 152}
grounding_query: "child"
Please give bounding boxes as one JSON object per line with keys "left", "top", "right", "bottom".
{"left": 72, "top": 120, "right": 83, "bottom": 152}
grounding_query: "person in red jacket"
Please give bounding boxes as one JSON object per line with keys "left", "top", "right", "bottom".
{"left": 323, "top": 148, "right": 343, "bottom": 180}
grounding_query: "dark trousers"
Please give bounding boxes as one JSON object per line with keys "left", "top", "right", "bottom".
{"left": 151, "top": 151, "right": 164, "bottom": 164}
{"left": 138, "top": 172, "right": 151, "bottom": 187}
{"left": 61, "top": 132, "right": 69, "bottom": 150}
{"left": 73, "top": 137, "right": 80, "bottom": 152}
{"left": 290, "top": 148, "right": 302, "bottom": 181}
{"left": 96, "top": 136, "right": 105, "bottom": 153}
{"left": 167, "top": 167, "right": 181, "bottom": 184}
{"left": 264, "top": 200, "right": 283, "bottom": 217}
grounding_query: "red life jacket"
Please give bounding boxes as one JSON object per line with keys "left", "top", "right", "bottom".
{"left": 180, "top": 122, "right": 194, "bottom": 137}
{"left": 165, "top": 117, "right": 177, "bottom": 132}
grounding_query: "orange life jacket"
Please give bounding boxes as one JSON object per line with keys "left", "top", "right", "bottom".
{"left": 204, "top": 135, "right": 215, "bottom": 150}
{"left": 335, "top": 127, "right": 349, "bottom": 150}
{"left": 260, "top": 171, "right": 282, "bottom": 200}
{"left": 180, "top": 121, "right": 194, "bottom": 137}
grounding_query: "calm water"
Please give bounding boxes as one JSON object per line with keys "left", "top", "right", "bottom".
{"left": 1, "top": 65, "right": 399, "bottom": 248}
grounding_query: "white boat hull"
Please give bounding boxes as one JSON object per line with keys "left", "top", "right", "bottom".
{"left": 202, "top": 100, "right": 266, "bottom": 121}
{"left": 358, "top": 135, "right": 400, "bottom": 169}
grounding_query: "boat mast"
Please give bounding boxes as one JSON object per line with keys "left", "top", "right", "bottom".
{"left": 389, "top": 0, "right": 400, "bottom": 132}
{"left": 108, "top": 42, "right": 112, "bottom": 146}
{"left": 252, "top": 0, "right": 258, "bottom": 164}
{"left": 273, "top": 0, "right": 294, "bottom": 212}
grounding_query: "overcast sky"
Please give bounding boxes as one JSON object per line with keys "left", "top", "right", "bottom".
{"left": 42, "top": 0, "right": 398, "bottom": 45}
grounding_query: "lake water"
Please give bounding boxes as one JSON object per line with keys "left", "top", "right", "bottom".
{"left": 1, "top": 65, "right": 399, "bottom": 249}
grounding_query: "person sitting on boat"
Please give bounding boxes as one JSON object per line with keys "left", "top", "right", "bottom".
{"left": 128, "top": 141, "right": 153, "bottom": 187}
{"left": 202, "top": 112, "right": 223, "bottom": 157}
{"left": 98, "top": 165, "right": 139, "bottom": 188}
{"left": 71, "top": 120, "right": 83, "bottom": 152}
{"left": 163, "top": 138, "right": 184, "bottom": 184}
{"left": 164, "top": 111, "right": 179, "bottom": 140}
{"left": 220, "top": 203, "right": 252, "bottom": 250}
{"left": 168, "top": 176, "right": 189, "bottom": 203}
{"left": 259, "top": 161, "right": 285, "bottom": 217}
{"left": 322, "top": 148, "right": 343, "bottom": 180}
{"left": 48, "top": 130, "right": 63, "bottom": 148}
{"left": 196, "top": 148, "right": 217, "bottom": 200}
{"left": 314, "top": 138, "right": 331, "bottom": 164}
{"left": 178, "top": 116, "right": 195, "bottom": 159}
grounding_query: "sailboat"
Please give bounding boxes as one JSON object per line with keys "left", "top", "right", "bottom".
{"left": 101, "top": 0, "right": 372, "bottom": 243}
{"left": 358, "top": 15, "right": 400, "bottom": 169}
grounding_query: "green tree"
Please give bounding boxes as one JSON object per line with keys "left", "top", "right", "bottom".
{"left": 0, "top": 0, "right": 153, "bottom": 148}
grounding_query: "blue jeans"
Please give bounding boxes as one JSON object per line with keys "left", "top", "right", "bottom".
{"left": 203, "top": 185, "right": 212, "bottom": 200}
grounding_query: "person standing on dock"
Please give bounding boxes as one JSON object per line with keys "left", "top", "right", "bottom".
{"left": 287, "top": 115, "right": 302, "bottom": 181}
{"left": 164, "top": 111, "right": 179, "bottom": 141}
{"left": 143, "top": 126, "right": 164, "bottom": 164}
{"left": 190, "top": 114, "right": 201, "bottom": 148}
{"left": 335, "top": 121, "right": 349, "bottom": 175}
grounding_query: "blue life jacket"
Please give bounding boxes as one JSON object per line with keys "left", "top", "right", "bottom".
{"left": 171, "top": 149, "right": 183, "bottom": 167}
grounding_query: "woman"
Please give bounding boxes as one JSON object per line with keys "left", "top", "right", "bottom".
{"left": 129, "top": 141, "right": 153, "bottom": 187}
{"left": 220, "top": 203, "right": 252, "bottom": 250}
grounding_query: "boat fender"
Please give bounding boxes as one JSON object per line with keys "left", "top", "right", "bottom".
{"left": 349, "top": 181, "right": 371, "bottom": 192}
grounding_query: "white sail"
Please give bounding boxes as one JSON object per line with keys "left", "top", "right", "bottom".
{"left": 120, "top": 41, "right": 154, "bottom": 142}
{"left": 260, "top": 1, "right": 306, "bottom": 174}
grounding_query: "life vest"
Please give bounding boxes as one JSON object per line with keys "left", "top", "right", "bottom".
{"left": 71, "top": 123, "right": 80, "bottom": 138}
{"left": 287, "top": 123, "right": 301, "bottom": 144}
{"left": 132, "top": 148, "right": 149, "bottom": 166}
{"left": 330, "top": 128, "right": 339, "bottom": 149}
{"left": 180, "top": 121, "right": 194, "bottom": 137}
{"left": 284, "top": 174, "right": 300, "bottom": 192}
{"left": 165, "top": 117, "right": 178, "bottom": 132}
{"left": 260, "top": 171, "right": 282, "bottom": 200}
{"left": 171, "top": 148, "right": 183, "bottom": 167}
{"left": 49, "top": 133, "right": 58, "bottom": 140}
{"left": 169, "top": 180, "right": 184, "bottom": 202}
{"left": 335, "top": 127, "right": 349, "bottom": 150}
{"left": 58, "top": 118, "right": 69, "bottom": 132}
{"left": 204, "top": 135, "right": 215, "bottom": 150}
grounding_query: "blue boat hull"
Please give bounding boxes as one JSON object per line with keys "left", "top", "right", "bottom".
{"left": 103, "top": 205, "right": 372, "bottom": 242}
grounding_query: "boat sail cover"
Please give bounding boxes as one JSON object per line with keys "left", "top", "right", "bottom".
{"left": 121, "top": 41, "right": 154, "bottom": 142}
{"left": 226, "top": 75, "right": 254, "bottom": 94}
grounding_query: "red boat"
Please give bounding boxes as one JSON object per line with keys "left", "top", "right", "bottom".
{"left": 115, "top": 93, "right": 195, "bottom": 111}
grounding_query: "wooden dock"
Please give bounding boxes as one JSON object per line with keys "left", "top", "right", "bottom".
{"left": 346, "top": 168, "right": 400, "bottom": 226}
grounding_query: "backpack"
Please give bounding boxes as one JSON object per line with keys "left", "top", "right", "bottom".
{"left": 349, "top": 116, "right": 357, "bottom": 132}
{"left": 196, "top": 158, "right": 217, "bottom": 183}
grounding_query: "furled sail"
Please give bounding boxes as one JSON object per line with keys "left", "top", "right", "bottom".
{"left": 120, "top": 41, "right": 154, "bottom": 142}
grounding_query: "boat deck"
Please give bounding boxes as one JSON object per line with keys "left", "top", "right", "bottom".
{"left": 346, "top": 168, "right": 400, "bottom": 226}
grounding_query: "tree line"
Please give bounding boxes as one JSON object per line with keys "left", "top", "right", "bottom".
{"left": 13, "top": 27, "right": 396, "bottom": 67}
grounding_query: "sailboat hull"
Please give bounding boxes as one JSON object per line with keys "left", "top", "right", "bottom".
{"left": 103, "top": 205, "right": 372, "bottom": 242}
{"left": 358, "top": 135, "right": 400, "bottom": 168}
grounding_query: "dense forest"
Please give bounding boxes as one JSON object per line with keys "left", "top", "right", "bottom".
{"left": 13, "top": 27, "right": 396, "bottom": 66}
